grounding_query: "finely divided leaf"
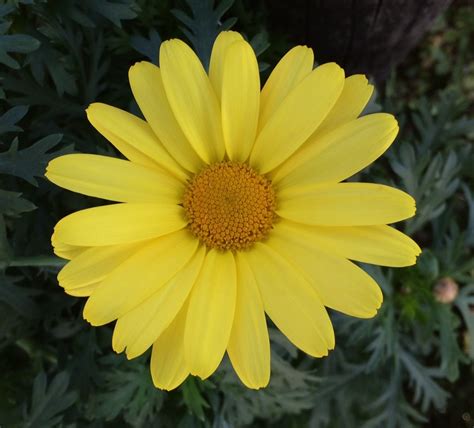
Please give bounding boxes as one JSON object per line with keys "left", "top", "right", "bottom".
{"left": 0, "top": 134, "right": 71, "bottom": 185}
{"left": 172, "top": 0, "right": 237, "bottom": 70}
{"left": 0, "top": 105, "right": 29, "bottom": 135}
{"left": 23, "top": 371, "right": 78, "bottom": 428}
{"left": 0, "top": 189, "right": 36, "bottom": 216}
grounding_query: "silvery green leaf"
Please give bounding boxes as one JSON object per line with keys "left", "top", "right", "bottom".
{"left": 130, "top": 28, "right": 162, "bottom": 65}
{"left": 23, "top": 371, "right": 78, "bottom": 428}
{"left": 454, "top": 284, "right": 474, "bottom": 359}
{"left": 0, "top": 134, "right": 70, "bottom": 185}
{"left": 0, "top": 33, "right": 40, "bottom": 69}
{"left": 172, "top": 0, "right": 236, "bottom": 70}
{"left": 0, "top": 105, "right": 28, "bottom": 134}
{"left": 0, "top": 189, "right": 36, "bottom": 216}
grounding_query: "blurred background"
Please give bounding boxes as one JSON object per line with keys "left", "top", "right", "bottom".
{"left": 0, "top": 0, "right": 473, "bottom": 427}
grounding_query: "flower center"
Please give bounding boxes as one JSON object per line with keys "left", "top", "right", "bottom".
{"left": 183, "top": 161, "right": 276, "bottom": 251}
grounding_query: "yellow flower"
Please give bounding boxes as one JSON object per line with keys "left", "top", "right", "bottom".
{"left": 46, "top": 31, "right": 421, "bottom": 390}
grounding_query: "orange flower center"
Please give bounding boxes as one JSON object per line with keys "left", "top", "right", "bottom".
{"left": 183, "top": 161, "right": 276, "bottom": 251}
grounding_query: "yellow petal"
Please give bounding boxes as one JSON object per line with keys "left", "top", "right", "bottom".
{"left": 315, "top": 74, "right": 374, "bottom": 136}
{"left": 276, "top": 220, "right": 420, "bottom": 267}
{"left": 112, "top": 246, "right": 205, "bottom": 359}
{"left": 65, "top": 282, "right": 99, "bottom": 297}
{"left": 209, "top": 31, "right": 244, "bottom": 99}
{"left": 86, "top": 103, "right": 187, "bottom": 180}
{"left": 268, "top": 222, "right": 383, "bottom": 318}
{"left": 259, "top": 46, "right": 314, "bottom": 132}
{"left": 160, "top": 40, "right": 225, "bottom": 164}
{"left": 54, "top": 248, "right": 84, "bottom": 260}
{"left": 243, "top": 243, "right": 334, "bottom": 357}
{"left": 54, "top": 203, "right": 186, "bottom": 247}
{"left": 58, "top": 242, "right": 141, "bottom": 290}
{"left": 184, "top": 249, "right": 236, "bottom": 379}
{"left": 228, "top": 253, "right": 270, "bottom": 389}
{"left": 46, "top": 154, "right": 183, "bottom": 204}
{"left": 273, "top": 114, "right": 398, "bottom": 188}
{"left": 52, "top": 239, "right": 87, "bottom": 260}
{"left": 277, "top": 183, "right": 416, "bottom": 226}
{"left": 128, "top": 62, "right": 204, "bottom": 173}
{"left": 221, "top": 40, "right": 260, "bottom": 162}
{"left": 83, "top": 230, "right": 199, "bottom": 326}
{"left": 151, "top": 301, "right": 189, "bottom": 391}
{"left": 250, "top": 63, "right": 345, "bottom": 173}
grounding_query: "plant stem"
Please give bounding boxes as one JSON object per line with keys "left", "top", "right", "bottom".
{"left": 8, "top": 256, "right": 66, "bottom": 268}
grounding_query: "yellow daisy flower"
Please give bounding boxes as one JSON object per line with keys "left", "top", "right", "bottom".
{"left": 46, "top": 31, "right": 421, "bottom": 390}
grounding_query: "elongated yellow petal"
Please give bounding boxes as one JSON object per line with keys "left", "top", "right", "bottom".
{"left": 268, "top": 223, "right": 383, "bottom": 318}
{"left": 315, "top": 74, "right": 374, "bottom": 136}
{"left": 278, "top": 183, "right": 416, "bottom": 226}
{"left": 112, "top": 246, "right": 205, "bottom": 359}
{"left": 250, "top": 63, "right": 344, "bottom": 173}
{"left": 58, "top": 242, "right": 141, "bottom": 290}
{"left": 273, "top": 114, "right": 398, "bottom": 188}
{"left": 54, "top": 248, "right": 83, "bottom": 260}
{"left": 209, "top": 31, "right": 244, "bottom": 99}
{"left": 54, "top": 203, "right": 186, "bottom": 247}
{"left": 52, "top": 239, "right": 87, "bottom": 260}
{"left": 259, "top": 46, "right": 314, "bottom": 131}
{"left": 243, "top": 243, "right": 334, "bottom": 357}
{"left": 160, "top": 39, "right": 225, "bottom": 164}
{"left": 129, "top": 62, "right": 204, "bottom": 173}
{"left": 275, "top": 220, "right": 420, "bottom": 267}
{"left": 65, "top": 282, "right": 99, "bottom": 297}
{"left": 46, "top": 154, "right": 183, "bottom": 204}
{"left": 185, "top": 249, "right": 236, "bottom": 379}
{"left": 83, "top": 230, "right": 199, "bottom": 326}
{"left": 151, "top": 301, "right": 189, "bottom": 391}
{"left": 86, "top": 103, "right": 187, "bottom": 180}
{"left": 228, "top": 254, "right": 270, "bottom": 389}
{"left": 221, "top": 40, "right": 260, "bottom": 162}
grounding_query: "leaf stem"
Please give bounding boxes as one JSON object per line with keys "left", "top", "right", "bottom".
{"left": 8, "top": 256, "right": 66, "bottom": 267}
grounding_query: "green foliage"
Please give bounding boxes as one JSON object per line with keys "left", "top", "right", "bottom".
{"left": 0, "top": 273, "right": 39, "bottom": 317}
{"left": 86, "top": 355, "right": 165, "bottom": 426}
{"left": 130, "top": 28, "right": 162, "bottom": 63}
{"left": 172, "top": 0, "right": 237, "bottom": 70}
{"left": 0, "top": 1, "right": 472, "bottom": 427}
{"left": 181, "top": 377, "right": 210, "bottom": 422}
{"left": 22, "top": 371, "right": 78, "bottom": 428}
{"left": 455, "top": 285, "right": 474, "bottom": 358}
{"left": 0, "top": 189, "right": 35, "bottom": 216}
{"left": 387, "top": 89, "right": 472, "bottom": 234}
{"left": 214, "top": 336, "right": 320, "bottom": 426}
{"left": 0, "top": 4, "right": 40, "bottom": 69}
{"left": 0, "top": 135, "right": 68, "bottom": 185}
{"left": 0, "top": 106, "right": 29, "bottom": 134}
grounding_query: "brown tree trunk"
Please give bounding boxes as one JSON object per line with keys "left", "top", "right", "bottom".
{"left": 265, "top": 0, "right": 452, "bottom": 82}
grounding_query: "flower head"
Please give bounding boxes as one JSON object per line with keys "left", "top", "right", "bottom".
{"left": 46, "top": 31, "right": 421, "bottom": 390}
